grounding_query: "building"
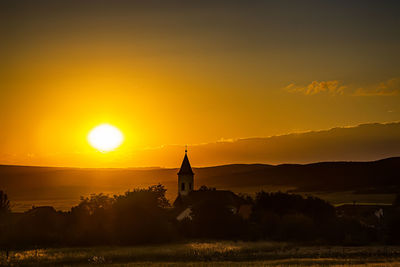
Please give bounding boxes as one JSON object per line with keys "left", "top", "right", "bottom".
{"left": 173, "top": 150, "right": 251, "bottom": 221}
{"left": 177, "top": 148, "right": 194, "bottom": 196}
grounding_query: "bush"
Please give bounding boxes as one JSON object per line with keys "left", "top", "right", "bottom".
{"left": 251, "top": 191, "right": 340, "bottom": 242}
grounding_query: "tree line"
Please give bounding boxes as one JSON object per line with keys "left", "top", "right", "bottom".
{"left": 0, "top": 186, "right": 399, "bottom": 248}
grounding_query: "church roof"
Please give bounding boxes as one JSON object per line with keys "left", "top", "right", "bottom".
{"left": 178, "top": 151, "right": 194, "bottom": 175}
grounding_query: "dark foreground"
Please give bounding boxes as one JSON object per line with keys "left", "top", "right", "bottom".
{"left": 2, "top": 241, "right": 400, "bottom": 266}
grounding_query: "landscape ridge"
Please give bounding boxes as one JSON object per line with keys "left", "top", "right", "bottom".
{"left": 1, "top": 156, "right": 398, "bottom": 212}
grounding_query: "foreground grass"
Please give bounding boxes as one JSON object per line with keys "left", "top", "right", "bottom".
{"left": 1, "top": 241, "right": 400, "bottom": 266}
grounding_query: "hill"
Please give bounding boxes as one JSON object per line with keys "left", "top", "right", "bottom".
{"left": 196, "top": 157, "right": 400, "bottom": 193}
{"left": 0, "top": 157, "right": 399, "bottom": 211}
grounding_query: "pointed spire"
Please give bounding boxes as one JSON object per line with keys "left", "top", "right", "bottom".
{"left": 178, "top": 147, "right": 194, "bottom": 175}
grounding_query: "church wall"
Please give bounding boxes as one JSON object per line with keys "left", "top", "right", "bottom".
{"left": 178, "top": 174, "right": 194, "bottom": 196}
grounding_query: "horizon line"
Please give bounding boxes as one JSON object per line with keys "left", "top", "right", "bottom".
{"left": 1, "top": 156, "right": 398, "bottom": 170}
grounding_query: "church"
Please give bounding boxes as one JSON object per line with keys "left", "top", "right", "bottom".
{"left": 176, "top": 148, "right": 194, "bottom": 196}
{"left": 173, "top": 149, "right": 251, "bottom": 221}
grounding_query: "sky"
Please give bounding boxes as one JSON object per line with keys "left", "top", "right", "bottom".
{"left": 0, "top": 0, "right": 399, "bottom": 167}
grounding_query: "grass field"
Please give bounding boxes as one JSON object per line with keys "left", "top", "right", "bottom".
{"left": 1, "top": 241, "right": 400, "bottom": 266}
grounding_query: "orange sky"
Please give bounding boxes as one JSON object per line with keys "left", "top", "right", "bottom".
{"left": 0, "top": 1, "right": 399, "bottom": 167}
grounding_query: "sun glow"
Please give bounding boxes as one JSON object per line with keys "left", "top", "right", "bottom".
{"left": 88, "top": 124, "right": 124, "bottom": 152}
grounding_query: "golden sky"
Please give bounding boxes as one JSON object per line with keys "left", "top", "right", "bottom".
{"left": 0, "top": 1, "right": 399, "bottom": 167}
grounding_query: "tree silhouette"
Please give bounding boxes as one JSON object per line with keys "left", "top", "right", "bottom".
{"left": 0, "top": 190, "right": 10, "bottom": 216}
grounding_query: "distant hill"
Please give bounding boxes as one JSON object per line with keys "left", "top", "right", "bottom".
{"left": 0, "top": 157, "right": 399, "bottom": 211}
{"left": 196, "top": 157, "right": 400, "bottom": 193}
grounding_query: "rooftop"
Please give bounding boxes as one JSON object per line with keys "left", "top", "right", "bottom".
{"left": 178, "top": 151, "right": 194, "bottom": 175}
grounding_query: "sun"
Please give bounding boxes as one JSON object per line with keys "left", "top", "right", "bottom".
{"left": 88, "top": 124, "right": 124, "bottom": 152}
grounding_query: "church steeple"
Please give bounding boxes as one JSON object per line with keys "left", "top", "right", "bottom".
{"left": 177, "top": 148, "right": 194, "bottom": 196}
{"left": 178, "top": 148, "right": 194, "bottom": 175}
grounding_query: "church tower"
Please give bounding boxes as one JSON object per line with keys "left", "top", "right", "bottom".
{"left": 177, "top": 148, "right": 194, "bottom": 196}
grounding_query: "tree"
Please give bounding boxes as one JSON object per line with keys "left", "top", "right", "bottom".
{"left": 0, "top": 190, "right": 10, "bottom": 216}
{"left": 251, "top": 191, "right": 338, "bottom": 241}
{"left": 72, "top": 193, "right": 114, "bottom": 216}
{"left": 69, "top": 193, "right": 115, "bottom": 245}
{"left": 112, "top": 184, "right": 172, "bottom": 244}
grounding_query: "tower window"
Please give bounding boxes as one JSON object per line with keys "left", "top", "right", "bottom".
{"left": 189, "top": 183, "right": 192, "bottom": 190}
{"left": 181, "top": 182, "right": 185, "bottom": 191}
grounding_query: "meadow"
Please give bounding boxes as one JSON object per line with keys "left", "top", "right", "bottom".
{"left": 1, "top": 241, "right": 400, "bottom": 266}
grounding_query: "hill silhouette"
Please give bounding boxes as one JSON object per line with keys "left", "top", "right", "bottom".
{"left": 197, "top": 157, "right": 400, "bottom": 193}
{"left": 0, "top": 157, "right": 399, "bottom": 211}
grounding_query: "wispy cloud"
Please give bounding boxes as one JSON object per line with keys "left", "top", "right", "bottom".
{"left": 285, "top": 80, "right": 346, "bottom": 96}
{"left": 354, "top": 78, "right": 400, "bottom": 96}
{"left": 286, "top": 78, "right": 400, "bottom": 97}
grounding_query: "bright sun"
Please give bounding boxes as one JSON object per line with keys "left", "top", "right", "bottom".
{"left": 88, "top": 124, "right": 124, "bottom": 152}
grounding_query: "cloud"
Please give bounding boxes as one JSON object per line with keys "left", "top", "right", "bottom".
{"left": 354, "top": 78, "right": 400, "bottom": 96}
{"left": 286, "top": 78, "right": 400, "bottom": 97}
{"left": 285, "top": 80, "right": 346, "bottom": 96}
